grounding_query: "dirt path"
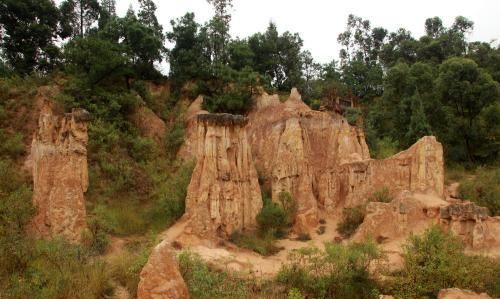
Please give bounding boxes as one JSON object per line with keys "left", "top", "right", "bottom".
{"left": 162, "top": 215, "right": 345, "bottom": 278}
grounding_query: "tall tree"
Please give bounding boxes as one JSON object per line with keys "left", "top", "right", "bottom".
{"left": 206, "top": 0, "right": 232, "bottom": 65}
{"left": 98, "top": 0, "right": 116, "bottom": 28}
{"left": 167, "top": 13, "right": 211, "bottom": 89}
{"left": 248, "top": 22, "right": 303, "bottom": 90}
{"left": 437, "top": 57, "right": 498, "bottom": 162}
{"left": 59, "top": 0, "right": 100, "bottom": 38}
{"left": 406, "top": 91, "right": 433, "bottom": 144}
{"left": 0, "top": 0, "right": 60, "bottom": 73}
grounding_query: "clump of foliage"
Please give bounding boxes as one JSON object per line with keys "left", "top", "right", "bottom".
{"left": 368, "top": 187, "right": 393, "bottom": 203}
{"left": 257, "top": 192, "right": 297, "bottom": 236}
{"left": 391, "top": 226, "right": 500, "bottom": 298}
{"left": 108, "top": 245, "right": 152, "bottom": 296}
{"left": 336, "top": 207, "right": 365, "bottom": 238}
{"left": 345, "top": 107, "right": 362, "bottom": 125}
{"left": 229, "top": 230, "right": 281, "bottom": 256}
{"left": 277, "top": 241, "right": 382, "bottom": 299}
{"left": 178, "top": 251, "right": 250, "bottom": 299}
{"left": 459, "top": 167, "right": 499, "bottom": 216}
{"left": 370, "top": 137, "right": 399, "bottom": 159}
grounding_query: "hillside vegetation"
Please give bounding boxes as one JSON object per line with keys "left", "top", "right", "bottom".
{"left": 0, "top": 0, "right": 499, "bottom": 298}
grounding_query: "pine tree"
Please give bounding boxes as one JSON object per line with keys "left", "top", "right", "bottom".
{"left": 406, "top": 90, "right": 432, "bottom": 145}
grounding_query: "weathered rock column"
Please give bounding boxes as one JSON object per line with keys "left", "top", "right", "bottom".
{"left": 185, "top": 113, "right": 262, "bottom": 237}
{"left": 29, "top": 104, "right": 89, "bottom": 243}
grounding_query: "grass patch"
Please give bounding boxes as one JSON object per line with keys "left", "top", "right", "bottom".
{"left": 229, "top": 231, "right": 281, "bottom": 256}
{"left": 368, "top": 187, "right": 393, "bottom": 203}
{"left": 108, "top": 246, "right": 151, "bottom": 296}
{"left": 277, "top": 241, "right": 382, "bottom": 299}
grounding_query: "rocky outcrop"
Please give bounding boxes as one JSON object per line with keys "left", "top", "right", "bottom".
{"left": 438, "top": 288, "right": 492, "bottom": 299}
{"left": 353, "top": 192, "right": 447, "bottom": 242}
{"left": 247, "top": 88, "right": 369, "bottom": 229}
{"left": 181, "top": 89, "right": 444, "bottom": 233}
{"left": 353, "top": 195, "right": 500, "bottom": 254}
{"left": 184, "top": 113, "right": 262, "bottom": 237}
{"left": 29, "top": 103, "right": 89, "bottom": 243}
{"left": 130, "top": 102, "right": 167, "bottom": 145}
{"left": 332, "top": 136, "right": 444, "bottom": 209}
{"left": 137, "top": 241, "right": 190, "bottom": 299}
{"left": 441, "top": 202, "right": 500, "bottom": 250}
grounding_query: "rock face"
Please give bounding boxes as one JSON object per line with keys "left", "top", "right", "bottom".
{"left": 441, "top": 202, "right": 500, "bottom": 250}
{"left": 180, "top": 89, "right": 445, "bottom": 234}
{"left": 137, "top": 241, "right": 190, "bottom": 299}
{"left": 353, "top": 195, "right": 500, "bottom": 254}
{"left": 438, "top": 288, "right": 492, "bottom": 299}
{"left": 29, "top": 103, "right": 89, "bottom": 243}
{"left": 130, "top": 102, "right": 167, "bottom": 145}
{"left": 247, "top": 88, "right": 370, "bottom": 228}
{"left": 353, "top": 192, "right": 447, "bottom": 242}
{"left": 333, "top": 136, "right": 445, "bottom": 209}
{"left": 184, "top": 113, "right": 262, "bottom": 237}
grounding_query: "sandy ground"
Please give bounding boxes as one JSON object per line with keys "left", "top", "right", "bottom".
{"left": 155, "top": 213, "right": 404, "bottom": 278}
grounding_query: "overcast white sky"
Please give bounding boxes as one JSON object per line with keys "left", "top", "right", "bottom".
{"left": 112, "top": 0, "right": 500, "bottom": 64}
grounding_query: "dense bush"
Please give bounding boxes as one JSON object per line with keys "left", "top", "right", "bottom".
{"left": 336, "top": 207, "right": 365, "bottom": 238}
{"left": 178, "top": 252, "right": 249, "bottom": 299}
{"left": 229, "top": 230, "right": 281, "bottom": 256}
{"left": 277, "top": 241, "right": 382, "bottom": 299}
{"left": 459, "top": 167, "right": 499, "bottom": 216}
{"left": 391, "top": 226, "right": 500, "bottom": 298}
{"left": 345, "top": 107, "right": 362, "bottom": 126}
{"left": 368, "top": 187, "right": 393, "bottom": 203}
{"left": 108, "top": 246, "right": 151, "bottom": 296}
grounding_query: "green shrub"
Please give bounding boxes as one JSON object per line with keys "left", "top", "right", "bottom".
{"left": 165, "top": 119, "right": 185, "bottom": 157}
{"left": 2, "top": 240, "right": 113, "bottom": 299}
{"left": 0, "top": 130, "right": 25, "bottom": 158}
{"left": 311, "top": 99, "right": 321, "bottom": 110}
{"left": 372, "top": 137, "right": 399, "bottom": 159}
{"left": 392, "top": 226, "right": 500, "bottom": 298}
{"left": 459, "top": 167, "right": 499, "bottom": 216}
{"left": 178, "top": 251, "right": 249, "bottom": 299}
{"left": 278, "top": 191, "right": 298, "bottom": 226}
{"left": 229, "top": 230, "right": 281, "bottom": 256}
{"left": 108, "top": 247, "right": 150, "bottom": 296}
{"left": 336, "top": 207, "right": 365, "bottom": 238}
{"left": 0, "top": 160, "right": 34, "bottom": 277}
{"left": 256, "top": 197, "right": 287, "bottom": 236}
{"left": 278, "top": 241, "right": 381, "bottom": 299}
{"left": 128, "top": 135, "right": 156, "bottom": 162}
{"left": 83, "top": 217, "right": 110, "bottom": 255}
{"left": 288, "top": 288, "right": 305, "bottom": 299}
{"left": 345, "top": 107, "right": 362, "bottom": 126}
{"left": 93, "top": 203, "right": 148, "bottom": 236}
{"left": 368, "top": 187, "right": 393, "bottom": 203}
{"left": 150, "top": 160, "right": 195, "bottom": 230}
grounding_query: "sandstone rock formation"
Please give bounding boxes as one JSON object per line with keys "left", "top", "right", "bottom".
{"left": 353, "top": 192, "right": 447, "bottom": 242}
{"left": 247, "top": 88, "right": 370, "bottom": 229}
{"left": 353, "top": 194, "right": 500, "bottom": 255}
{"left": 180, "top": 89, "right": 445, "bottom": 233}
{"left": 137, "top": 241, "right": 190, "bottom": 299}
{"left": 332, "top": 136, "right": 444, "bottom": 209}
{"left": 184, "top": 113, "right": 262, "bottom": 237}
{"left": 441, "top": 202, "right": 500, "bottom": 250}
{"left": 438, "top": 288, "right": 492, "bottom": 299}
{"left": 130, "top": 102, "right": 167, "bottom": 145}
{"left": 29, "top": 103, "right": 89, "bottom": 243}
